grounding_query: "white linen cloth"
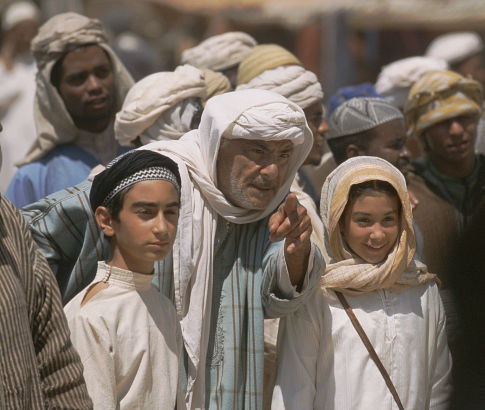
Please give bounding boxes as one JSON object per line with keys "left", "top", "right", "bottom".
{"left": 272, "top": 284, "right": 452, "bottom": 409}
{"left": 65, "top": 261, "right": 183, "bottom": 410}
{"left": 142, "top": 88, "right": 313, "bottom": 407}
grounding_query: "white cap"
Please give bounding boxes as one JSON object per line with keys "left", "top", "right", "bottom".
{"left": 375, "top": 56, "right": 448, "bottom": 109}
{"left": 425, "top": 32, "right": 483, "bottom": 65}
{"left": 2, "top": 1, "right": 40, "bottom": 31}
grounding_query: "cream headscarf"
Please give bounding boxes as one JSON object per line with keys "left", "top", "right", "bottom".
{"left": 114, "top": 65, "right": 206, "bottom": 146}
{"left": 19, "top": 12, "right": 134, "bottom": 165}
{"left": 319, "top": 156, "right": 437, "bottom": 296}
{"left": 236, "top": 65, "right": 323, "bottom": 110}
{"left": 143, "top": 89, "right": 312, "bottom": 407}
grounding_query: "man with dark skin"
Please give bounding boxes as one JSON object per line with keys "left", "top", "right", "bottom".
{"left": 6, "top": 12, "right": 133, "bottom": 208}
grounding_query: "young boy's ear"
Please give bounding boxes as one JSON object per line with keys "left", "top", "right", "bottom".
{"left": 95, "top": 206, "right": 115, "bottom": 237}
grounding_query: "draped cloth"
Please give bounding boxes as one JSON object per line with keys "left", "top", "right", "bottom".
{"left": 142, "top": 89, "right": 312, "bottom": 407}
{"left": 319, "top": 156, "right": 437, "bottom": 295}
{"left": 236, "top": 65, "right": 323, "bottom": 110}
{"left": 19, "top": 12, "right": 134, "bottom": 165}
{"left": 115, "top": 65, "right": 206, "bottom": 145}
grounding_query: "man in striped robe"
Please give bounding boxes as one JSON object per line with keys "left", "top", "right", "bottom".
{"left": 0, "top": 124, "right": 92, "bottom": 407}
{"left": 22, "top": 89, "right": 324, "bottom": 409}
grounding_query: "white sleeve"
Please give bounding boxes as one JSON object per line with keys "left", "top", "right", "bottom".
{"left": 271, "top": 302, "right": 319, "bottom": 409}
{"left": 429, "top": 290, "right": 453, "bottom": 410}
{"left": 67, "top": 311, "right": 118, "bottom": 410}
{"left": 275, "top": 245, "right": 314, "bottom": 298}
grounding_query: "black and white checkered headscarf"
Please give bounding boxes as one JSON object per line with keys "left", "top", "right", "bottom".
{"left": 89, "top": 149, "right": 181, "bottom": 212}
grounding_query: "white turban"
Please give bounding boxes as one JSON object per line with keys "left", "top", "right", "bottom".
{"left": 2, "top": 1, "right": 39, "bottom": 31}
{"left": 375, "top": 56, "right": 448, "bottom": 109}
{"left": 425, "top": 32, "right": 483, "bottom": 65}
{"left": 181, "top": 31, "right": 257, "bottom": 71}
{"left": 115, "top": 65, "right": 206, "bottom": 145}
{"left": 236, "top": 65, "right": 324, "bottom": 110}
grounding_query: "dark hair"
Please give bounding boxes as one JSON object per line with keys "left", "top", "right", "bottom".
{"left": 327, "top": 128, "right": 375, "bottom": 165}
{"left": 341, "top": 180, "right": 402, "bottom": 221}
{"left": 89, "top": 150, "right": 181, "bottom": 219}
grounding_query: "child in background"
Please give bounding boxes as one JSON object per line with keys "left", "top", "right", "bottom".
{"left": 272, "top": 156, "right": 451, "bottom": 410}
{"left": 65, "top": 150, "right": 184, "bottom": 409}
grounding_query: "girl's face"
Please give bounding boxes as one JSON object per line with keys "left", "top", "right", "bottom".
{"left": 341, "top": 192, "right": 400, "bottom": 264}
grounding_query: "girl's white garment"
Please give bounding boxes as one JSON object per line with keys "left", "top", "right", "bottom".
{"left": 272, "top": 284, "right": 452, "bottom": 409}
{"left": 65, "top": 262, "right": 183, "bottom": 410}
{"left": 273, "top": 156, "right": 451, "bottom": 409}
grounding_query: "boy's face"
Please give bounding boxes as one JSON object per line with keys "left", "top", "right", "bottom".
{"left": 110, "top": 179, "right": 180, "bottom": 274}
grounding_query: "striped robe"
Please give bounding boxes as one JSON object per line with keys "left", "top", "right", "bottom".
{"left": 0, "top": 195, "right": 92, "bottom": 409}
{"left": 22, "top": 180, "right": 324, "bottom": 409}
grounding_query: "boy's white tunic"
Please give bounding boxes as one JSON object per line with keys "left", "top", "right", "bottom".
{"left": 65, "top": 262, "right": 183, "bottom": 409}
{"left": 272, "top": 156, "right": 452, "bottom": 410}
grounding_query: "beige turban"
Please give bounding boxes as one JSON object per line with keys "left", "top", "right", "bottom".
{"left": 181, "top": 31, "right": 257, "bottom": 71}
{"left": 115, "top": 65, "right": 206, "bottom": 146}
{"left": 201, "top": 68, "right": 231, "bottom": 104}
{"left": 19, "top": 12, "right": 134, "bottom": 165}
{"left": 237, "top": 44, "right": 302, "bottom": 86}
{"left": 375, "top": 56, "right": 448, "bottom": 110}
{"left": 236, "top": 65, "right": 323, "bottom": 110}
{"left": 425, "top": 32, "right": 483, "bottom": 65}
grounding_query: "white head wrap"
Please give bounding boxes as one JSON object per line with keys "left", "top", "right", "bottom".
{"left": 18, "top": 12, "right": 134, "bottom": 165}
{"left": 143, "top": 89, "right": 312, "bottom": 407}
{"left": 375, "top": 56, "right": 448, "bottom": 109}
{"left": 181, "top": 31, "right": 257, "bottom": 71}
{"left": 115, "top": 65, "right": 206, "bottom": 145}
{"left": 425, "top": 32, "right": 484, "bottom": 65}
{"left": 328, "top": 97, "right": 403, "bottom": 140}
{"left": 2, "top": 1, "right": 39, "bottom": 31}
{"left": 236, "top": 65, "right": 324, "bottom": 110}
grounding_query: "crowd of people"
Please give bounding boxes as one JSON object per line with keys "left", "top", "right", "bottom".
{"left": 0, "top": 1, "right": 484, "bottom": 409}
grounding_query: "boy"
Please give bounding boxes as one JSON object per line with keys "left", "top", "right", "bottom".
{"left": 64, "top": 149, "right": 184, "bottom": 409}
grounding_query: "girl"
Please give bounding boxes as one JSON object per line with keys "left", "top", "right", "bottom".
{"left": 272, "top": 156, "right": 451, "bottom": 409}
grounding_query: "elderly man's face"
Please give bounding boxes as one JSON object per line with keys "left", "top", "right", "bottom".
{"left": 216, "top": 138, "right": 293, "bottom": 209}
{"left": 424, "top": 114, "right": 478, "bottom": 165}
{"left": 57, "top": 45, "right": 115, "bottom": 132}
{"left": 303, "top": 102, "right": 328, "bottom": 166}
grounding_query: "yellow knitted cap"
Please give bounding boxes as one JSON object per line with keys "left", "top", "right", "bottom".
{"left": 237, "top": 44, "right": 302, "bottom": 85}
{"left": 201, "top": 68, "right": 231, "bottom": 105}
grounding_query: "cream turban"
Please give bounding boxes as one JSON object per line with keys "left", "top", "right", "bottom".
{"left": 19, "top": 12, "right": 134, "bottom": 165}
{"left": 236, "top": 65, "right": 323, "bottom": 110}
{"left": 181, "top": 31, "right": 257, "bottom": 71}
{"left": 2, "top": 1, "right": 39, "bottom": 30}
{"left": 115, "top": 65, "right": 206, "bottom": 145}
{"left": 375, "top": 56, "right": 448, "bottom": 109}
{"left": 201, "top": 68, "right": 231, "bottom": 104}
{"left": 237, "top": 44, "right": 302, "bottom": 86}
{"left": 425, "top": 32, "right": 483, "bottom": 65}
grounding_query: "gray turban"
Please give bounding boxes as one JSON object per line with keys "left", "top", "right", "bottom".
{"left": 328, "top": 97, "right": 404, "bottom": 140}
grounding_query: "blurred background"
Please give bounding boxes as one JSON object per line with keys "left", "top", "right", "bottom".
{"left": 1, "top": 0, "right": 485, "bottom": 100}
